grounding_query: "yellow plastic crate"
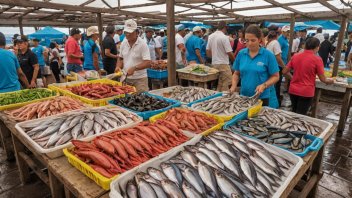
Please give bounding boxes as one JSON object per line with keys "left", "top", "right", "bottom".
{"left": 63, "top": 148, "right": 118, "bottom": 190}
{"left": 0, "top": 88, "right": 59, "bottom": 111}
{"left": 48, "top": 79, "right": 136, "bottom": 107}
{"left": 149, "top": 108, "right": 224, "bottom": 136}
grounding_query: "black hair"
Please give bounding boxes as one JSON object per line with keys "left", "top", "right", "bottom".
{"left": 299, "top": 29, "right": 307, "bottom": 33}
{"left": 317, "top": 27, "right": 323, "bottom": 33}
{"left": 267, "top": 30, "right": 278, "bottom": 40}
{"left": 105, "top": 25, "right": 115, "bottom": 35}
{"left": 217, "top": 21, "right": 227, "bottom": 30}
{"left": 201, "top": 28, "right": 206, "bottom": 33}
{"left": 70, "top": 28, "right": 81, "bottom": 36}
{"left": 305, "top": 37, "right": 320, "bottom": 50}
{"left": 245, "top": 25, "right": 263, "bottom": 39}
{"left": 49, "top": 42, "right": 56, "bottom": 49}
{"left": 0, "top": 32, "right": 5, "bottom": 46}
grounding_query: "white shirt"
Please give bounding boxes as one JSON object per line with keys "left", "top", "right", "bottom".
{"left": 155, "top": 36, "right": 164, "bottom": 48}
{"left": 314, "top": 33, "right": 324, "bottom": 43}
{"left": 292, "top": 38, "right": 300, "bottom": 53}
{"left": 206, "top": 30, "right": 233, "bottom": 65}
{"left": 120, "top": 37, "right": 151, "bottom": 79}
{"left": 113, "top": 34, "right": 120, "bottom": 44}
{"left": 266, "top": 40, "right": 282, "bottom": 56}
{"left": 175, "top": 33, "right": 185, "bottom": 64}
{"left": 143, "top": 36, "right": 162, "bottom": 61}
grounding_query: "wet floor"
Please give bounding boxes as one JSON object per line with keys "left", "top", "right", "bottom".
{"left": 1, "top": 93, "right": 352, "bottom": 197}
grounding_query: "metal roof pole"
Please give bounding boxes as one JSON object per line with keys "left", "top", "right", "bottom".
{"left": 18, "top": 16, "right": 23, "bottom": 36}
{"left": 288, "top": 14, "right": 295, "bottom": 62}
{"left": 167, "top": 0, "right": 176, "bottom": 86}
{"left": 97, "top": 13, "right": 103, "bottom": 48}
{"left": 333, "top": 15, "right": 348, "bottom": 77}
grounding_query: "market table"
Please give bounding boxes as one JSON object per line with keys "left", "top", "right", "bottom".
{"left": 0, "top": 110, "right": 337, "bottom": 198}
{"left": 177, "top": 71, "right": 219, "bottom": 89}
{"left": 311, "top": 80, "right": 351, "bottom": 132}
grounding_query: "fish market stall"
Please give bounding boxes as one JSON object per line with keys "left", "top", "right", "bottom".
{"left": 312, "top": 79, "right": 352, "bottom": 132}
{"left": 177, "top": 65, "right": 219, "bottom": 89}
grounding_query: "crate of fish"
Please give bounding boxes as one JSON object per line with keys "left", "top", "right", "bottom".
{"left": 109, "top": 92, "right": 181, "bottom": 120}
{"left": 109, "top": 130, "right": 303, "bottom": 198}
{"left": 150, "top": 108, "right": 224, "bottom": 137}
{"left": 48, "top": 79, "right": 136, "bottom": 107}
{"left": 63, "top": 120, "right": 190, "bottom": 190}
{"left": 223, "top": 110, "right": 324, "bottom": 157}
{"left": 188, "top": 93, "right": 263, "bottom": 121}
{"left": 0, "top": 88, "right": 59, "bottom": 111}
{"left": 148, "top": 86, "right": 221, "bottom": 105}
{"left": 147, "top": 69, "right": 168, "bottom": 79}
{"left": 15, "top": 106, "right": 143, "bottom": 159}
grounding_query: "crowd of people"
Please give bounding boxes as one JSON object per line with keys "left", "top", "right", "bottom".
{"left": 0, "top": 20, "right": 347, "bottom": 115}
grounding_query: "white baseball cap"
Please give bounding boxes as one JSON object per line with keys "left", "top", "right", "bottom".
{"left": 193, "top": 26, "right": 202, "bottom": 32}
{"left": 160, "top": 29, "right": 165, "bottom": 33}
{"left": 124, "top": 19, "right": 137, "bottom": 33}
{"left": 87, "top": 26, "right": 99, "bottom": 36}
{"left": 281, "top": 25, "right": 290, "bottom": 32}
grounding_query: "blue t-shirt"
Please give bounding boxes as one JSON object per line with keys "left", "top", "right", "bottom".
{"left": 201, "top": 38, "right": 207, "bottom": 60}
{"left": 185, "top": 35, "right": 202, "bottom": 63}
{"left": 278, "top": 35, "right": 289, "bottom": 65}
{"left": 120, "top": 34, "right": 125, "bottom": 42}
{"left": 83, "top": 39, "right": 103, "bottom": 70}
{"left": 233, "top": 47, "right": 279, "bottom": 99}
{"left": 32, "top": 45, "right": 45, "bottom": 67}
{"left": 0, "top": 49, "right": 21, "bottom": 93}
{"left": 162, "top": 36, "right": 168, "bottom": 53}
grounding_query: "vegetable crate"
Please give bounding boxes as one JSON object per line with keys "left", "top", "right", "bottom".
{"left": 147, "top": 69, "right": 168, "bottom": 79}
{"left": 0, "top": 88, "right": 59, "bottom": 111}
{"left": 63, "top": 148, "right": 118, "bottom": 190}
{"left": 149, "top": 108, "right": 225, "bottom": 137}
{"left": 223, "top": 110, "right": 323, "bottom": 157}
{"left": 48, "top": 79, "right": 136, "bottom": 107}
{"left": 109, "top": 92, "right": 182, "bottom": 120}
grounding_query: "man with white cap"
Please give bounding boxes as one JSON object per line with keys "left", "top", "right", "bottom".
{"left": 83, "top": 26, "right": 103, "bottom": 71}
{"left": 278, "top": 25, "right": 290, "bottom": 65}
{"left": 176, "top": 24, "right": 187, "bottom": 68}
{"left": 115, "top": 19, "right": 151, "bottom": 92}
{"left": 185, "top": 26, "right": 204, "bottom": 64}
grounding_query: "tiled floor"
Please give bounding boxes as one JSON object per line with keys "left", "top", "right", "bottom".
{"left": 1, "top": 96, "right": 352, "bottom": 197}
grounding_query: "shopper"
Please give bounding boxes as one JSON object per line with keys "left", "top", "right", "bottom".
{"left": 206, "top": 21, "right": 235, "bottom": 91}
{"left": 115, "top": 26, "right": 125, "bottom": 44}
{"left": 291, "top": 32, "right": 300, "bottom": 55}
{"left": 65, "top": 28, "right": 83, "bottom": 73}
{"left": 282, "top": 37, "right": 334, "bottom": 115}
{"left": 298, "top": 29, "right": 307, "bottom": 52}
{"left": 49, "top": 42, "right": 62, "bottom": 83}
{"left": 185, "top": 26, "right": 204, "bottom": 64}
{"left": 200, "top": 28, "right": 208, "bottom": 63}
{"left": 17, "top": 35, "right": 41, "bottom": 88}
{"left": 162, "top": 34, "right": 168, "bottom": 59}
{"left": 266, "top": 26, "right": 286, "bottom": 107}
{"left": 175, "top": 25, "right": 187, "bottom": 68}
{"left": 83, "top": 26, "right": 103, "bottom": 71}
{"left": 278, "top": 25, "right": 290, "bottom": 65}
{"left": 314, "top": 27, "right": 324, "bottom": 43}
{"left": 155, "top": 29, "right": 165, "bottom": 59}
{"left": 144, "top": 28, "right": 162, "bottom": 61}
{"left": 230, "top": 25, "right": 279, "bottom": 107}
{"left": 345, "top": 32, "right": 352, "bottom": 62}
{"left": 233, "top": 29, "right": 246, "bottom": 59}
{"left": 32, "top": 38, "right": 48, "bottom": 86}
{"left": 102, "top": 25, "right": 118, "bottom": 74}
{"left": 0, "top": 32, "right": 29, "bottom": 92}
{"left": 115, "top": 19, "right": 151, "bottom": 92}
{"left": 318, "top": 34, "right": 334, "bottom": 68}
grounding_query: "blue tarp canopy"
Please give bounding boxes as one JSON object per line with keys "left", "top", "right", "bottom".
{"left": 148, "top": 22, "right": 212, "bottom": 31}
{"left": 28, "top": 26, "right": 66, "bottom": 46}
{"left": 264, "top": 20, "right": 340, "bottom": 31}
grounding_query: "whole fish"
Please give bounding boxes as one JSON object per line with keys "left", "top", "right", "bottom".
{"left": 161, "top": 163, "right": 182, "bottom": 186}
{"left": 215, "top": 170, "right": 243, "bottom": 198}
{"left": 179, "top": 166, "right": 207, "bottom": 196}
{"left": 239, "top": 155, "right": 257, "bottom": 187}
{"left": 198, "top": 147, "right": 225, "bottom": 170}
{"left": 180, "top": 151, "right": 198, "bottom": 167}
{"left": 137, "top": 179, "right": 157, "bottom": 198}
{"left": 181, "top": 180, "right": 203, "bottom": 198}
{"left": 197, "top": 162, "right": 221, "bottom": 198}
{"left": 160, "top": 180, "right": 185, "bottom": 198}
{"left": 126, "top": 180, "right": 138, "bottom": 198}
{"left": 148, "top": 168, "right": 168, "bottom": 181}
{"left": 149, "top": 182, "right": 168, "bottom": 198}
{"left": 219, "top": 152, "right": 242, "bottom": 179}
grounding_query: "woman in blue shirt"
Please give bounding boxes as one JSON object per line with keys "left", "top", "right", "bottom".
{"left": 230, "top": 25, "right": 279, "bottom": 107}
{"left": 83, "top": 26, "right": 103, "bottom": 71}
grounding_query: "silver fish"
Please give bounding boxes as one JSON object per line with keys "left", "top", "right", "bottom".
{"left": 215, "top": 170, "right": 243, "bottom": 198}
{"left": 149, "top": 182, "right": 168, "bottom": 198}
{"left": 180, "top": 166, "right": 207, "bottom": 196}
{"left": 181, "top": 180, "right": 203, "bottom": 198}
{"left": 161, "top": 163, "right": 182, "bottom": 186}
{"left": 198, "top": 147, "right": 225, "bottom": 170}
{"left": 240, "top": 155, "right": 257, "bottom": 187}
{"left": 219, "top": 152, "right": 242, "bottom": 179}
{"left": 126, "top": 180, "right": 138, "bottom": 198}
{"left": 197, "top": 162, "right": 221, "bottom": 198}
{"left": 138, "top": 179, "right": 157, "bottom": 198}
{"left": 148, "top": 168, "right": 168, "bottom": 181}
{"left": 82, "top": 119, "right": 94, "bottom": 136}
{"left": 160, "top": 180, "right": 185, "bottom": 198}
{"left": 180, "top": 151, "right": 198, "bottom": 167}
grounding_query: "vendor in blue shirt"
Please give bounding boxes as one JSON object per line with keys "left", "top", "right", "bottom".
{"left": 0, "top": 32, "right": 29, "bottom": 92}
{"left": 230, "top": 25, "right": 279, "bottom": 107}
{"left": 32, "top": 38, "right": 48, "bottom": 86}
{"left": 200, "top": 28, "right": 207, "bottom": 63}
{"left": 278, "top": 26, "right": 290, "bottom": 65}
{"left": 185, "top": 26, "right": 204, "bottom": 64}
{"left": 83, "top": 26, "right": 103, "bottom": 71}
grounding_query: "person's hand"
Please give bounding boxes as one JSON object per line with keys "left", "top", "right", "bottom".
{"left": 29, "top": 81, "right": 36, "bottom": 88}
{"left": 127, "top": 66, "right": 136, "bottom": 76}
{"left": 255, "top": 83, "right": 266, "bottom": 94}
{"left": 115, "top": 67, "right": 121, "bottom": 73}
{"left": 182, "top": 58, "right": 187, "bottom": 66}
{"left": 326, "top": 78, "right": 334, "bottom": 85}
{"left": 229, "top": 85, "right": 237, "bottom": 94}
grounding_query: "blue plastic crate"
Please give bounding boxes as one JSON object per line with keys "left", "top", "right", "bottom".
{"left": 147, "top": 69, "right": 168, "bottom": 79}
{"left": 223, "top": 111, "right": 323, "bottom": 157}
{"left": 108, "top": 92, "right": 181, "bottom": 120}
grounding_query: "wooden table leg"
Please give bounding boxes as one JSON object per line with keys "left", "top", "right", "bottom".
{"left": 64, "top": 187, "right": 75, "bottom": 198}
{"left": 49, "top": 170, "right": 65, "bottom": 198}
{"left": 307, "top": 144, "right": 325, "bottom": 197}
{"left": 11, "top": 134, "right": 30, "bottom": 184}
{"left": 337, "top": 88, "right": 352, "bottom": 132}
{"left": 0, "top": 120, "right": 15, "bottom": 161}
{"left": 311, "top": 88, "right": 321, "bottom": 118}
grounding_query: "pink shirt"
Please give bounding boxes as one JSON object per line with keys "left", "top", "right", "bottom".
{"left": 65, "top": 36, "right": 82, "bottom": 65}
{"left": 287, "top": 50, "right": 324, "bottom": 97}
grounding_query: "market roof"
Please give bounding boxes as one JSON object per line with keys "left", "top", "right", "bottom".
{"left": 0, "top": 0, "right": 352, "bottom": 27}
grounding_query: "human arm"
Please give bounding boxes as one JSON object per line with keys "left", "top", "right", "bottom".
{"left": 316, "top": 58, "right": 334, "bottom": 84}
{"left": 115, "top": 57, "right": 123, "bottom": 73}
{"left": 30, "top": 64, "right": 40, "bottom": 88}
{"left": 92, "top": 52, "right": 99, "bottom": 71}
{"left": 195, "top": 49, "right": 204, "bottom": 64}
{"left": 155, "top": 48, "right": 162, "bottom": 60}
{"left": 104, "top": 48, "right": 118, "bottom": 59}
{"left": 127, "top": 60, "right": 151, "bottom": 76}
{"left": 67, "top": 42, "right": 83, "bottom": 59}
{"left": 227, "top": 52, "right": 235, "bottom": 63}
{"left": 178, "top": 43, "right": 186, "bottom": 65}
{"left": 255, "top": 73, "right": 279, "bottom": 94}
{"left": 17, "top": 68, "right": 30, "bottom": 88}
{"left": 155, "top": 40, "right": 162, "bottom": 60}
{"left": 230, "top": 71, "right": 240, "bottom": 93}
{"left": 275, "top": 54, "right": 286, "bottom": 68}
{"left": 282, "top": 65, "right": 293, "bottom": 80}
{"left": 224, "top": 38, "right": 235, "bottom": 63}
